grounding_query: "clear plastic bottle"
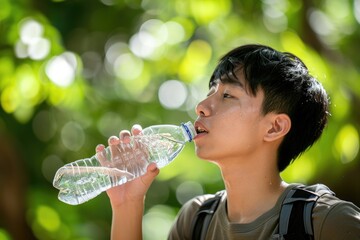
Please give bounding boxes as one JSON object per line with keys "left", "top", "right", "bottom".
{"left": 53, "top": 121, "right": 196, "bottom": 205}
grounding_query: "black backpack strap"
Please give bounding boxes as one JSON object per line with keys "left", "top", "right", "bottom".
{"left": 191, "top": 191, "right": 224, "bottom": 240}
{"left": 278, "top": 184, "right": 334, "bottom": 240}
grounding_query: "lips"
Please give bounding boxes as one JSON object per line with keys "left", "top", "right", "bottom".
{"left": 194, "top": 121, "right": 209, "bottom": 135}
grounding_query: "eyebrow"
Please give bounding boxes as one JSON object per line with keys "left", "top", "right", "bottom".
{"left": 210, "top": 72, "right": 245, "bottom": 89}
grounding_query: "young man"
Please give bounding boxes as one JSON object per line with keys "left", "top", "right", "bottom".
{"left": 98, "top": 44, "right": 360, "bottom": 239}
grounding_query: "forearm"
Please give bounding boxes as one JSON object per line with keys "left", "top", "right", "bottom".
{"left": 111, "top": 198, "right": 145, "bottom": 240}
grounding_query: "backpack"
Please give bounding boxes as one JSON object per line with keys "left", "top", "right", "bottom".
{"left": 190, "top": 184, "right": 334, "bottom": 240}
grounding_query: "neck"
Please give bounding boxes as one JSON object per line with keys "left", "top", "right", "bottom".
{"left": 218, "top": 157, "right": 288, "bottom": 224}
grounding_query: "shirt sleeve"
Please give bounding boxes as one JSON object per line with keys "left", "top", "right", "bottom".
{"left": 315, "top": 199, "right": 360, "bottom": 240}
{"left": 168, "top": 194, "right": 214, "bottom": 240}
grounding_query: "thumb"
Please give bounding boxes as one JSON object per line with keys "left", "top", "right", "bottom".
{"left": 140, "top": 163, "right": 159, "bottom": 186}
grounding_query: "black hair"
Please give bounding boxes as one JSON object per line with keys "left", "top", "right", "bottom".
{"left": 210, "top": 44, "right": 330, "bottom": 172}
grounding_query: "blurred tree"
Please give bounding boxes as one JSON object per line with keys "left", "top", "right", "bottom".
{"left": 0, "top": 0, "right": 359, "bottom": 239}
{"left": 0, "top": 129, "right": 37, "bottom": 239}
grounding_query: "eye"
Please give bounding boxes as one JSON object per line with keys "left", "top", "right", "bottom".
{"left": 223, "top": 93, "right": 232, "bottom": 98}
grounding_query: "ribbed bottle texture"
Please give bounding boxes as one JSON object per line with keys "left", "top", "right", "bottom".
{"left": 53, "top": 122, "right": 196, "bottom": 205}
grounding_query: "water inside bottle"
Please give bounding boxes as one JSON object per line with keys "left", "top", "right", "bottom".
{"left": 53, "top": 133, "right": 187, "bottom": 205}
{"left": 54, "top": 166, "right": 134, "bottom": 205}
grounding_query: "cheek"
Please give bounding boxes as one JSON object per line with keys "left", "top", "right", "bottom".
{"left": 220, "top": 112, "right": 262, "bottom": 147}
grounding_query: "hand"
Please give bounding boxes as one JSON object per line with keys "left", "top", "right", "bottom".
{"left": 95, "top": 124, "right": 159, "bottom": 207}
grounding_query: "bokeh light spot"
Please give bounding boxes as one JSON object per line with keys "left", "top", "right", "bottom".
{"left": 45, "top": 52, "right": 78, "bottom": 87}
{"left": 19, "top": 18, "right": 44, "bottom": 44}
{"left": 158, "top": 80, "right": 188, "bottom": 109}
{"left": 105, "top": 41, "right": 128, "bottom": 65}
{"left": 61, "top": 121, "right": 85, "bottom": 151}
{"left": 113, "top": 53, "right": 143, "bottom": 80}
{"left": 334, "top": 124, "right": 359, "bottom": 164}
{"left": 0, "top": 229, "right": 11, "bottom": 240}
{"left": 179, "top": 40, "right": 212, "bottom": 82}
{"left": 164, "top": 21, "right": 185, "bottom": 45}
{"left": 32, "top": 110, "right": 57, "bottom": 142}
{"left": 130, "top": 19, "right": 167, "bottom": 59}
{"left": 176, "top": 181, "right": 204, "bottom": 204}
{"left": 281, "top": 155, "right": 316, "bottom": 183}
{"left": 97, "top": 112, "right": 123, "bottom": 137}
{"left": 28, "top": 37, "right": 50, "bottom": 60}
{"left": 190, "top": 0, "right": 231, "bottom": 24}
{"left": 1, "top": 86, "right": 20, "bottom": 113}
{"left": 355, "top": 0, "right": 360, "bottom": 24}
{"left": 143, "top": 205, "right": 176, "bottom": 240}
{"left": 15, "top": 18, "right": 51, "bottom": 60}
{"left": 17, "top": 65, "right": 41, "bottom": 103}
{"left": 14, "top": 40, "right": 28, "bottom": 58}
{"left": 35, "top": 205, "right": 61, "bottom": 232}
{"left": 308, "top": 9, "right": 334, "bottom": 36}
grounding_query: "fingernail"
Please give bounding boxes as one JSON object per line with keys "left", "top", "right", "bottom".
{"left": 96, "top": 144, "right": 104, "bottom": 151}
{"left": 150, "top": 164, "right": 158, "bottom": 172}
{"left": 133, "top": 124, "right": 141, "bottom": 129}
{"left": 132, "top": 124, "right": 142, "bottom": 133}
{"left": 109, "top": 136, "right": 118, "bottom": 144}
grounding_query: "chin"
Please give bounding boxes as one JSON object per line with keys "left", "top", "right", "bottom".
{"left": 195, "top": 148, "right": 216, "bottom": 162}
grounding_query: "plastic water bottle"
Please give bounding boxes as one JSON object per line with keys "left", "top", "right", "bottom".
{"left": 53, "top": 121, "right": 196, "bottom": 205}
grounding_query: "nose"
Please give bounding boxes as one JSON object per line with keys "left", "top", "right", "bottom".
{"left": 195, "top": 98, "right": 211, "bottom": 117}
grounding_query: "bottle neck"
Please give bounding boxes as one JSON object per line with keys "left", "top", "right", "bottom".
{"left": 181, "top": 122, "right": 196, "bottom": 142}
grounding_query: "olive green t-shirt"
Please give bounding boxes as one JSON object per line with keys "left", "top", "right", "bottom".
{"left": 168, "top": 184, "right": 360, "bottom": 240}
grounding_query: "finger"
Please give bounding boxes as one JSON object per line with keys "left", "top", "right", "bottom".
{"left": 108, "top": 135, "right": 120, "bottom": 146}
{"left": 131, "top": 124, "right": 143, "bottom": 151}
{"left": 147, "top": 162, "right": 159, "bottom": 173}
{"left": 106, "top": 136, "right": 122, "bottom": 167}
{"left": 108, "top": 136, "right": 120, "bottom": 158}
{"left": 96, "top": 144, "right": 105, "bottom": 153}
{"left": 131, "top": 124, "right": 143, "bottom": 136}
{"left": 119, "top": 130, "right": 131, "bottom": 144}
{"left": 96, "top": 144, "right": 107, "bottom": 166}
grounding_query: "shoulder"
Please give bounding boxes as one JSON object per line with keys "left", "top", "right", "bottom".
{"left": 179, "top": 190, "right": 226, "bottom": 217}
{"left": 168, "top": 192, "right": 224, "bottom": 240}
{"left": 306, "top": 184, "right": 360, "bottom": 239}
{"left": 180, "top": 192, "right": 221, "bottom": 216}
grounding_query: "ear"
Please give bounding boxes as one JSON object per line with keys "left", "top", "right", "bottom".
{"left": 264, "top": 113, "right": 291, "bottom": 142}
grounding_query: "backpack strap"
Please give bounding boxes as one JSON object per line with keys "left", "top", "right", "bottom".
{"left": 191, "top": 191, "right": 224, "bottom": 240}
{"left": 278, "top": 184, "right": 334, "bottom": 240}
{"left": 191, "top": 184, "right": 334, "bottom": 240}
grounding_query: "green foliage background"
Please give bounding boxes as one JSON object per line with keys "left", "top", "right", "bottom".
{"left": 0, "top": 0, "right": 359, "bottom": 239}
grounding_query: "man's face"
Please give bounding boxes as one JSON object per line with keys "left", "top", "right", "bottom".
{"left": 194, "top": 71, "right": 271, "bottom": 165}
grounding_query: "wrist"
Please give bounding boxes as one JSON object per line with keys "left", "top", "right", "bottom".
{"left": 110, "top": 198, "right": 144, "bottom": 240}
{"left": 110, "top": 195, "right": 145, "bottom": 210}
